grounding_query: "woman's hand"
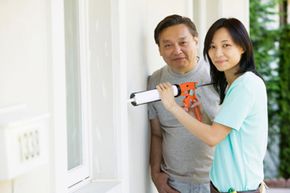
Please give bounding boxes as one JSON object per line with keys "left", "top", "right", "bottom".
{"left": 156, "top": 82, "right": 179, "bottom": 112}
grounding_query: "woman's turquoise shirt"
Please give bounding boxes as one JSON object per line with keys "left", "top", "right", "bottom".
{"left": 210, "top": 72, "right": 268, "bottom": 192}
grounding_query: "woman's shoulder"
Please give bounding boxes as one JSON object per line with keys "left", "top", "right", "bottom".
{"left": 235, "top": 71, "right": 266, "bottom": 92}
{"left": 242, "top": 71, "right": 264, "bottom": 85}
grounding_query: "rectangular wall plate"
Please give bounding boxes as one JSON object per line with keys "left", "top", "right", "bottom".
{"left": 0, "top": 112, "right": 49, "bottom": 180}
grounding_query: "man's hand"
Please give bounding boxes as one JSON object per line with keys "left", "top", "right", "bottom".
{"left": 152, "top": 172, "right": 179, "bottom": 193}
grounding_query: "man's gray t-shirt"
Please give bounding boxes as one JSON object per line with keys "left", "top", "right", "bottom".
{"left": 148, "top": 59, "right": 220, "bottom": 183}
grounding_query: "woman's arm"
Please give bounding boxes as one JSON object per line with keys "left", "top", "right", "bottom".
{"left": 157, "top": 82, "right": 231, "bottom": 147}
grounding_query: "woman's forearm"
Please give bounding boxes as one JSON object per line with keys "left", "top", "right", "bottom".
{"left": 168, "top": 104, "right": 229, "bottom": 147}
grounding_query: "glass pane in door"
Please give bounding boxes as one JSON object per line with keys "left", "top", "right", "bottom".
{"left": 64, "top": 0, "right": 83, "bottom": 170}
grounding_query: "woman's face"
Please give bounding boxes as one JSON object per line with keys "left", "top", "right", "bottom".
{"left": 208, "top": 27, "right": 244, "bottom": 73}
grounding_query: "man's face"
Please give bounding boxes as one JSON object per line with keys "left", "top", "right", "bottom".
{"left": 158, "top": 24, "right": 198, "bottom": 74}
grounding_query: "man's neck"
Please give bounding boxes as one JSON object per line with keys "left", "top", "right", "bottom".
{"left": 172, "top": 64, "right": 196, "bottom": 74}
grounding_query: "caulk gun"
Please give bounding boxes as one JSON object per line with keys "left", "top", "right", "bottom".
{"left": 128, "top": 82, "right": 213, "bottom": 121}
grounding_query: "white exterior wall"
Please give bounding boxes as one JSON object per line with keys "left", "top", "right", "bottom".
{"left": 0, "top": 0, "right": 51, "bottom": 192}
{"left": 193, "top": 0, "right": 249, "bottom": 55}
{"left": 0, "top": 0, "right": 249, "bottom": 193}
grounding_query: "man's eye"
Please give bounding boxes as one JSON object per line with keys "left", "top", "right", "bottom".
{"left": 223, "top": 44, "right": 231, "bottom": 48}
{"left": 164, "top": 44, "right": 171, "bottom": 48}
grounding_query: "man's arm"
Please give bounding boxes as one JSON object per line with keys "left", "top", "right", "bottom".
{"left": 150, "top": 118, "right": 179, "bottom": 193}
{"left": 150, "top": 118, "right": 163, "bottom": 180}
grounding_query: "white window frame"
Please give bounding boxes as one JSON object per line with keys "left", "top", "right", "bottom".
{"left": 50, "top": 0, "right": 91, "bottom": 192}
{"left": 50, "top": 0, "right": 128, "bottom": 192}
{"left": 65, "top": 0, "right": 91, "bottom": 188}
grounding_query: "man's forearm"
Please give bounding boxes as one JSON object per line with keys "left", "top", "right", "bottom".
{"left": 150, "top": 134, "right": 163, "bottom": 180}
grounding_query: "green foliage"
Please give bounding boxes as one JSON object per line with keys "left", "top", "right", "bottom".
{"left": 250, "top": 0, "right": 290, "bottom": 179}
{"left": 250, "top": 0, "right": 280, "bottom": 144}
{"left": 278, "top": 24, "right": 290, "bottom": 178}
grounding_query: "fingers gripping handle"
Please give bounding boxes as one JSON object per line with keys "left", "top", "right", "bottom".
{"left": 193, "top": 106, "right": 202, "bottom": 122}
{"left": 183, "top": 96, "right": 202, "bottom": 121}
{"left": 129, "top": 84, "right": 180, "bottom": 106}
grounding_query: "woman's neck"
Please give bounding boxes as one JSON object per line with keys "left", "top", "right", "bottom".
{"left": 225, "top": 67, "right": 240, "bottom": 87}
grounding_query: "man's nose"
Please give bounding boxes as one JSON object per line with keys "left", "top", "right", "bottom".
{"left": 173, "top": 44, "right": 182, "bottom": 54}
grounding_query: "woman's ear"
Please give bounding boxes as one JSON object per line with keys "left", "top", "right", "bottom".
{"left": 240, "top": 46, "right": 245, "bottom": 54}
{"left": 194, "top": 37, "right": 198, "bottom": 45}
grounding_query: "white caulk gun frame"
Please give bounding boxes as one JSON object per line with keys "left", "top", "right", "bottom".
{"left": 129, "top": 84, "right": 180, "bottom": 106}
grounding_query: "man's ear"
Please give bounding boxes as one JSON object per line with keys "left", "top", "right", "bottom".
{"left": 158, "top": 46, "right": 162, "bottom": 56}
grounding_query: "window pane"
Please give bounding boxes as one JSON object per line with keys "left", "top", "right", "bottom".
{"left": 64, "top": 0, "right": 83, "bottom": 170}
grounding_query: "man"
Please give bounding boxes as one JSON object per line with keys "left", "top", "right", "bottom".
{"left": 148, "top": 14, "right": 220, "bottom": 193}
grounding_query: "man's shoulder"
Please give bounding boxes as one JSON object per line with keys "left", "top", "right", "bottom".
{"left": 148, "top": 66, "right": 167, "bottom": 87}
{"left": 196, "top": 57, "right": 210, "bottom": 73}
{"left": 150, "top": 66, "right": 167, "bottom": 78}
{"left": 192, "top": 58, "right": 211, "bottom": 83}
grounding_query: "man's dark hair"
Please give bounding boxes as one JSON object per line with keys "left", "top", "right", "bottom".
{"left": 154, "top": 14, "right": 198, "bottom": 46}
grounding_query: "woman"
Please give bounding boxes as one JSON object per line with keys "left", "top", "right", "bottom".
{"left": 156, "top": 18, "right": 268, "bottom": 193}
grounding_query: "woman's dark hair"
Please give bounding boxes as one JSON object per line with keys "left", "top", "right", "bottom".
{"left": 154, "top": 14, "right": 198, "bottom": 46}
{"left": 203, "top": 18, "right": 263, "bottom": 104}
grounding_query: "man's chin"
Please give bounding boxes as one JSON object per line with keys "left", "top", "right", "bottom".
{"left": 174, "top": 63, "right": 191, "bottom": 69}
{"left": 171, "top": 61, "right": 187, "bottom": 66}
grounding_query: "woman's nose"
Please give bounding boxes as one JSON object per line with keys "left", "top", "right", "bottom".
{"left": 214, "top": 47, "right": 223, "bottom": 57}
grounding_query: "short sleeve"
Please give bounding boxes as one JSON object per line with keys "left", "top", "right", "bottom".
{"left": 147, "top": 74, "right": 158, "bottom": 120}
{"left": 214, "top": 82, "right": 254, "bottom": 131}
